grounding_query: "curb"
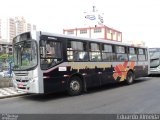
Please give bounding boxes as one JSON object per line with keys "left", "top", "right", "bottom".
{"left": 0, "top": 93, "right": 28, "bottom": 99}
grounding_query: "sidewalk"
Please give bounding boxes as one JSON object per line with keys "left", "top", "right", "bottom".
{"left": 0, "top": 87, "right": 27, "bottom": 99}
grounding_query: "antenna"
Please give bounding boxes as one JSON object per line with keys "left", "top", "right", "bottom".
{"left": 93, "top": 6, "right": 96, "bottom": 12}
{"left": 84, "top": 6, "right": 104, "bottom": 26}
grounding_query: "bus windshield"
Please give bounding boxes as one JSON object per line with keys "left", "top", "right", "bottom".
{"left": 149, "top": 49, "right": 160, "bottom": 68}
{"left": 13, "top": 40, "right": 38, "bottom": 70}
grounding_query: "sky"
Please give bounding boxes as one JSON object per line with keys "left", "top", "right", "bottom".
{"left": 0, "top": 0, "right": 160, "bottom": 47}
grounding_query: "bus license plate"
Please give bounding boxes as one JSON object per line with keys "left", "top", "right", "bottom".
{"left": 18, "top": 83, "right": 24, "bottom": 87}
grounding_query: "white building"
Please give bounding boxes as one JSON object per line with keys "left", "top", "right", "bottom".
{"left": 124, "top": 40, "right": 146, "bottom": 47}
{"left": 0, "top": 17, "right": 36, "bottom": 43}
{"left": 63, "top": 25, "right": 122, "bottom": 42}
{"left": 0, "top": 18, "right": 15, "bottom": 43}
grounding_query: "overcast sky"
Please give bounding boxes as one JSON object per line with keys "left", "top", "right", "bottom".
{"left": 1, "top": 0, "right": 160, "bottom": 47}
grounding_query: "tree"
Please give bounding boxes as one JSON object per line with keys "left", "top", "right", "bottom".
{"left": 0, "top": 54, "right": 8, "bottom": 62}
{"left": 0, "top": 54, "right": 13, "bottom": 70}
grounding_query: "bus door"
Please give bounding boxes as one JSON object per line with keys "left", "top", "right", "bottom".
{"left": 136, "top": 48, "right": 148, "bottom": 77}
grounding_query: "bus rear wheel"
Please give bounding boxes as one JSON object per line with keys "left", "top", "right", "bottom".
{"left": 67, "top": 76, "right": 82, "bottom": 96}
{"left": 126, "top": 71, "right": 134, "bottom": 85}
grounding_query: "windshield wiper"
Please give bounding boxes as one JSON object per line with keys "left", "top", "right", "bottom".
{"left": 150, "top": 58, "right": 159, "bottom": 61}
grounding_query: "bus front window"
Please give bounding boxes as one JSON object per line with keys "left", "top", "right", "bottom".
{"left": 13, "top": 41, "right": 38, "bottom": 70}
{"left": 40, "top": 40, "right": 62, "bottom": 70}
{"left": 149, "top": 50, "right": 160, "bottom": 68}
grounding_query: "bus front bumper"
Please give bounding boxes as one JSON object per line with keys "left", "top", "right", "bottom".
{"left": 150, "top": 68, "right": 160, "bottom": 74}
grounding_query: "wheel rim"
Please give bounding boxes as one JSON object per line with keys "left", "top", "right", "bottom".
{"left": 70, "top": 81, "right": 80, "bottom": 91}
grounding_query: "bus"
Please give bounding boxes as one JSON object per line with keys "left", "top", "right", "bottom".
{"left": 149, "top": 48, "right": 160, "bottom": 74}
{"left": 12, "top": 31, "right": 149, "bottom": 95}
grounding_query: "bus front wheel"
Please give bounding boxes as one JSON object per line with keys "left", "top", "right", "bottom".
{"left": 67, "top": 76, "right": 82, "bottom": 96}
{"left": 126, "top": 71, "right": 134, "bottom": 85}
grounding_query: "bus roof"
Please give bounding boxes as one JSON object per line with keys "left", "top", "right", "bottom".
{"left": 40, "top": 31, "right": 147, "bottom": 49}
{"left": 149, "top": 48, "right": 160, "bottom": 51}
{"left": 15, "top": 31, "right": 147, "bottom": 49}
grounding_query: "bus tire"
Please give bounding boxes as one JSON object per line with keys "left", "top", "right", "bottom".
{"left": 126, "top": 71, "right": 134, "bottom": 85}
{"left": 67, "top": 76, "right": 82, "bottom": 96}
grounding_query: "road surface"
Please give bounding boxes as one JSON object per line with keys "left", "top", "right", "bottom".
{"left": 0, "top": 76, "right": 160, "bottom": 114}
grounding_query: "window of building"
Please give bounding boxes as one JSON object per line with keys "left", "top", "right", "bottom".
{"left": 107, "top": 29, "right": 111, "bottom": 33}
{"left": 67, "top": 31, "right": 74, "bottom": 35}
{"left": 80, "top": 30, "right": 87, "bottom": 34}
{"left": 94, "top": 28, "right": 102, "bottom": 33}
{"left": 9, "top": 48, "right": 12, "bottom": 52}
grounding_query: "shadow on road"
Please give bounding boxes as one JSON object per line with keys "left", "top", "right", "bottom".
{"left": 87, "top": 77, "right": 151, "bottom": 95}
{"left": 22, "top": 92, "right": 70, "bottom": 102}
{"left": 22, "top": 77, "right": 151, "bottom": 101}
{"left": 148, "top": 74, "right": 160, "bottom": 77}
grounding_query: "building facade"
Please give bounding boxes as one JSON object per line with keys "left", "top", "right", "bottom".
{"left": 0, "top": 42, "right": 12, "bottom": 55}
{"left": 63, "top": 26, "right": 122, "bottom": 42}
{"left": 0, "top": 17, "right": 36, "bottom": 43}
{"left": 124, "top": 40, "right": 145, "bottom": 47}
{"left": 0, "top": 17, "right": 36, "bottom": 55}
{"left": 0, "top": 18, "right": 16, "bottom": 43}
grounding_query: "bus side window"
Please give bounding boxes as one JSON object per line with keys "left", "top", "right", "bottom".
{"left": 67, "top": 40, "right": 88, "bottom": 61}
{"left": 89, "top": 43, "right": 101, "bottom": 61}
{"left": 128, "top": 47, "right": 137, "bottom": 61}
{"left": 138, "top": 48, "right": 145, "bottom": 61}
{"left": 116, "top": 46, "right": 128, "bottom": 61}
{"left": 145, "top": 49, "right": 148, "bottom": 60}
{"left": 102, "top": 44, "right": 116, "bottom": 61}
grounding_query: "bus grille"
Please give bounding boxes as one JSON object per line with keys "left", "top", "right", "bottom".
{"left": 18, "top": 87, "right": 26, "bottom": 89}
{"left": 14, "top": 73, "right": 28, "bottom": 76}
{"left": 16, "top": 79, "right": 29, "bottom": 82}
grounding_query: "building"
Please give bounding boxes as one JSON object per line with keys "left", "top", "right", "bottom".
{"left": 63, "top": 25, "right": 122, "bottom": 42}
{"left": 0, "top": 17, "right": 36, "bottom": 43}
{"left": 0, "top": 17, "right": 36, "bottom": 55}
{"left": 124, "top": 40, "right": 145, "bottom": 47}
{"left": 15, "top": 17, "right": 36, "bottom": 36}
{"left": 63, "top": 6, "right": 122, "bottom": 42}
{"left": 0, "top": 18, "right": 16, "bottom": 43}
{"left": 0, "top": 42, "right": 12, "bottom": 55}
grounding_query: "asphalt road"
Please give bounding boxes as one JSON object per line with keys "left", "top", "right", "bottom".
{"left": 0, "top": 76, "right": 160, "bottom": 114}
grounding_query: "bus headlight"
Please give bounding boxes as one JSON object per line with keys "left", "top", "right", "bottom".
{"left": 29, "top": 78, "right": 35, "bottom": 83}
{"left": 157, "top": 65, "right": 160, "bottom": 70}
